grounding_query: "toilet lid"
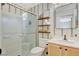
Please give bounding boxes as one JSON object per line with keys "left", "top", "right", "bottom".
{"left": 31, "top": 47, "right": 44, "bottom": 54}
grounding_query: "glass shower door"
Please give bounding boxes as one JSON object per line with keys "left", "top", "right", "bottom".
{"left": 1, "top": 12, "right": 23, "bottom": 56}
{"left": 22, "top": 13, "right": 37, "bottom": 56}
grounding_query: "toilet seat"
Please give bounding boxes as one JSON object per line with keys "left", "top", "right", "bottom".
{"left": 31, "top": 47, "right": 44, "bottom": 54}
{"left": 30, "top": 38, "right": 48, "bottom": 55}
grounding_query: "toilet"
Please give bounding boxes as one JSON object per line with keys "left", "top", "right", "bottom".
{"left": 30, "top": 38, "right": 48, "bottom": 56}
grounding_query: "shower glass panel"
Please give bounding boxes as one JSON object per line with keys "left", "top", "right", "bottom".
{"left": 22, "top": 13, "right": 37, "bottom": 56}
{"left": 1, "top": 12, "right": 23, "bottom": 56}
{"left": 1, "top": 12, "right": 37, "bottom": 56}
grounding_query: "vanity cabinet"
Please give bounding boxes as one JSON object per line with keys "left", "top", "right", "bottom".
{"left": 48, "top": 43, "right": 63, "bottom": 56}
{"left": 64, "top": 47, "right": 79, "bottom": 56}
{"left": 48, "top": 43, "right": 79, "bottom": 56}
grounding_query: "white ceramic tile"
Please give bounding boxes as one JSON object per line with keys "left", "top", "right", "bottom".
{"left": 2, "top": 4, "right": 9, "bottom": 13}
{"left": 10, "top": 6, "right": 15, "bottom": 14}
{"left": 63, "top": 29, "right": 71, "bottom": 36}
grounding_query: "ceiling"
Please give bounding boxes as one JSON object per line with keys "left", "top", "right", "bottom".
{"left": 12, "top": 3, "right": 39, "bottom": 10}
{"left": 11, "top": 3, "right": 69, "bottom": 10}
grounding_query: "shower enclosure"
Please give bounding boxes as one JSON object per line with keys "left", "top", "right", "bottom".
{"left": 1, "top": 11, "right": 37, "bottom": 56}
{"left": 22, "top": 13, "right": 38, "bottom": 56}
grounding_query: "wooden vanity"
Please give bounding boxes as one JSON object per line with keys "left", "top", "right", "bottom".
{"left": 48, "top": 39, "right": 79, "bottom": 56}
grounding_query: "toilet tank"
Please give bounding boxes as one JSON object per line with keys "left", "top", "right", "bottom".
{"left": 39, "top": 38, "right": 48, "bottom": 48}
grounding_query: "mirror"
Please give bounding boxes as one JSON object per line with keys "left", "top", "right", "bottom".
{"left": 55, "top": 3, "right": 78, "bottom": 29}
{"left": 59, "top": 15, "right": 72, "bottom": 28}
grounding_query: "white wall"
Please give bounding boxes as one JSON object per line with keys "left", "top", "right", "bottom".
{"left": 54, "top": 4, "right": 79, "bottom": 37}
{"left": 28, "top": 3, "right": 79, "bottom": 39}
{"left": 28, "top": 3, "right": 54, "bottom": 39}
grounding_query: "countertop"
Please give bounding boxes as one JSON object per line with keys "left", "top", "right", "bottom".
{"left": 48, "top": 39, "right": 79, "bottom": 48}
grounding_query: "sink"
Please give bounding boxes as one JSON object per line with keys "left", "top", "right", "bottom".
{"left": 49, "top": 39, "right": 79, "bottom": 48}
{"left": 57, "top": 39, "right": 79, "bottom": 45}
{"left": 57, "top": 40, "right": 74, "bottom": 44}
{"left": 69, "top": 39, "right": 79, "bottom": 44}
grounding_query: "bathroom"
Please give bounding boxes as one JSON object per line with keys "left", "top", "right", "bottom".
{"left": 0, "top": 3, "right": 79, "bottom": 56}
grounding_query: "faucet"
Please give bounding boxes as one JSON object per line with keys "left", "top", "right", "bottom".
{"left": 64, "top": 35, "right": 67, "bottom": 40}
{"left": 75, "top": 34, "right": 77, "bottom": 37}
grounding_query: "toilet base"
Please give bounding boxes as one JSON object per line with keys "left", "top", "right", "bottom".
{"left": 30, "top": 47, "right": 45, "bottom": 56}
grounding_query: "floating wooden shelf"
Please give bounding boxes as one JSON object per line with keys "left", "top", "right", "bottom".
{"left": 38, "top": 31, "right": 50, "bottom": 33}
{"left": 38, "top": 15, "right": 50, "bottom": 38}
{"left": 38, "top": 17, "right": 50, "bottom": 20}
{"left": 38, "top": 25, "right": 50, "bottom": 26}
{"left": 38, "top": 32, "right": 50, "bottom": 33}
